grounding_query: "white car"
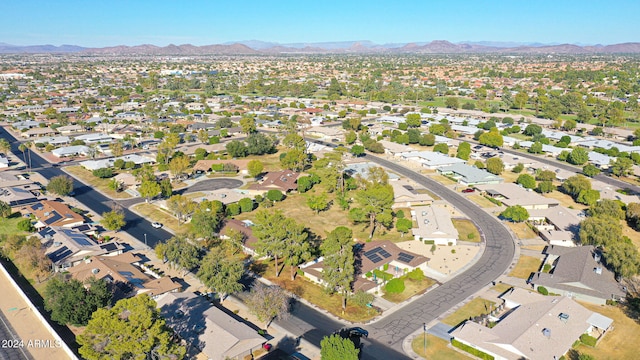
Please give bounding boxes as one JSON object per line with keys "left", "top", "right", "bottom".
{"left": 151, "top": 222, "right": 163, "bottom": 229}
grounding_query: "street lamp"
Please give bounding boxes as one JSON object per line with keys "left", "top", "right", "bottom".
{"left": 423, "top": 322, "right": 427, "bottom": 356}
{"left": 144, "top": 233, "right": 147, "bottom": 249}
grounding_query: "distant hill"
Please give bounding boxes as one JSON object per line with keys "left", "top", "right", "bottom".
{"left": 2, "top": 40, "right": 640, "bottom": 55}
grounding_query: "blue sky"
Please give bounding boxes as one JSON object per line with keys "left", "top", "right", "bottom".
{"left": 2, "top": 0, "right": 638, "bottom": 47}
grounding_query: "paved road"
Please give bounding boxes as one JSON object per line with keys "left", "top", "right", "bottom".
{"left": 0, "top": 310, "right": 32, "bottom": 360}
{"left": 2, "top": 130, "right": 173, "bottom": 248}
{"left": 304, "top": 139, "right": 516, "bottom": 358}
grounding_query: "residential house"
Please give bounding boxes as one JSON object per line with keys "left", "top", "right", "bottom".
{"left": 0, "top": 186, "right": 39, "bottom": 207}
{"left": 437, "top": 163, "right": 504, "bottom": 186}
{"left": 68, "top": 252, "right": 180, "bottom": 299}
{"left": 219, "top": 219, "right": 259, "bottom": 256}
{"left": 73, "top": 133, "right": 114, "bottom": 144}
{"left": 39, "top": 226, "right": 126, "bottom": 272}
{"left": 305, "top": 126, "right": 344, "bottom": 141}
{"left": 588, "top": 151, "right": 615, "bottom": 169}
{"left": 80, "top": 154, "right": 155, "bottom": 171}
{"left": 29, "top": 200, "right": 84, "bottom": 229}
{"left": 378, "top": 140, "right": 414, "bottom": 157}
{"left": 399, "top": 151, "right": 466, "bottom": 170}
{"left": 528, "top": 206, "right": 582, "bottom": 247}
{"left": 192, "top": 189, "right": 252, "bottom": 206}
{"left": 33, "top": 136, "right": 71, "bottom": 146}
{"left": 51, "top": 145, "right": 90, "bottom": 158}
{"left": 450, "top": 287, "right": 613, "bottom": 360}
{"left": 344, "top": 161, "right": 400, "bottom": 181}
{"left": 156, "top": 292, "right": 266, "bottom": 360}
{"left": 0, "top": 154, "right": 8, "bottom": 168}
{"left": 475, "top": 183, "right": 559, "bottom": 209}
{"left": 302, "top": 240, "right": 428, "bottom": 294}
{"left": 249, "top": 170, "right": 299, "bottom": 193}
{"left": 529, "top": 245, "right": 627, "bottom": 305}
{"left": 390, "top": 179, "right": 434, "bottom": 208}
{"left": 412, "top": 205, "right": 458, "bottom": 245}
{"left": 56, "top": 125, "right": 85, "bottom": 134}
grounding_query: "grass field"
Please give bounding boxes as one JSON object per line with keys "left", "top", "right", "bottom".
{"left": 490, "top": 283, "right": 513, "bottom": 294}
{"left": 132, "top": 203, "right": 188, "bottom": 234}
{"left": 508, "top": 255, "right": 542, "bottom": 279}
{"left": 411, "top": 334, "right": 470, "bottom": 360}
{"left": 574, "top": 302, "right": 640, "bottom": 360}
{"left": 543, "top": 190, "right": 588, "bottom": 210}
{"left": 452, "top": 219, "right": 481, "bottom": 243}
{"left": 507, "top": 222, "right": 537, "bottom": 240}
{"left": 64, "top": 165, "right": 132, "bottom": 199}
{"left": 244, "top": 151, "right": 284, "bottom": 172}
{"left": 442, "top": 297, "right": 496, "bottom": 327}
{"left": 430, "top": 174, "right": 458, "bottom": 185}
{"left": 382, "top": 277, "right": 436, "bottom": 303}
{"left": 0, "top": 214, "right": 29, "bottom": 236}
{"left": 466, "top": 194, "right": 499, "bottom": 208}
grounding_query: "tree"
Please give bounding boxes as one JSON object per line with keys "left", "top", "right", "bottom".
{"left": 226, "top": 140, "right": 248, "bottom": 158}
{"left": 582, "top": 164, "right": 601, "bottom": 177}
{"left": 514, "top": 91, "right": 528, "bottom": 109}
{"left": 456, "top": 142, "right": 471, "bottom": 160}
{"left": 523, "top": 124, "right": 543, "bottom": 136}
{"left": 345, "top": 130, "right": 357, "bottom": 145}
{"left": 245, "top": 283, "right": 290, "bottom": 328}
{"left": 240, "top": 116, "right": 256, "bottom": 134}
{"left": 159, "top": 178, "right": 172, "bottom": 198}
{"left": 190, "top": 209, "right": 222, "bottom": 239}
{"left": 320, "top": 334, "right": 359, "bottom": 360}
{"left": 419, "top": 133, "right": 435, "bottom": 146}
{"left": 562, "top": 175, "right": 591, "bottom": 198}
{"left": 433, "top": 143, "right": 449, "bottom": 154}
{"left": 512, "top": 163, "right": 524, "bottom": 173}
{"left": 486, "top": 157, "right": 504, "bottom": 175}
{"left": 445, "top": 97, "right": 459, "bottom": 109}
{"left": 197, "top": 248, "right": 244, "bottom": 300}
{"left": 579, "top": 216, "right": 621, "bottom": 247}
{"left": 563, "top": 119, "right": 577, "bottom": 131}
{"left": 247, "top": 159, "right": 264, "bottom": 178}
{"left": 307, "top": 194, "right": 329, "bottom": 213}
{"left": 627, "top": 202, "right": 640, "bottom": 230}
{"left": 610, "top": 157, "right": 634, "bottom": 177}
{"left": 197, "top": 129, "right": 209, "bottom": 144}
{"left": 77, "top": 294, "right": 185, "bottom": 360}
{"left": 109, "top": 140, "right": 124, "bottom": 157}
{"left": 14, "top": 239, "right": 50, "bottom": 282}
{"left": 395, "top": 218, "right": 413, "bottom": 237}
{"left": 405, "top": 113, "right": 421, "bottom": 127}
{"left": 101, "top": 208, "right": 126, "bottom": 231}
{"left": 535, "top": 170, "right": 556, "bottom": 182}
{"left": 516, "top": 174, "right": 536, "bottom": 189}
{"left": 321, "top": 226, "right": 355, "bottom": 310}
{"left": 605, "top": 241, "right": 640, "bottom": 278}
{"left": 133, "top": 164, "right": 155, "bottom": 183}
{"left": 350, "top": 145, "right": 365, "bottom": 157}
{"left": 536, "top": 181, "right": 555, "bottom": 194}
{"left": 590, "top": 199, "right": 625, "bottom": 220}
{"left": 280, "top": 149, "right": 307, "bottom": 171}
{"left": 528, "top": 141, "right": 543, "bottom": 154}
{"left": 92, "top": 167, "right": 113, "bottom": 178}
{"left": 157, "top": 236, "right": 200, "bottom": 275}
{"left": 239, "top": 197, "right": 254, "bottom": 213}
{"left": 0, "top": 200, "right": 11, "bottom": 218}
{"left": 478, "top": 127, "right": 503, "bottom": 148}
{"left": 253, "top": 210, "right": 289, "bottom": 277}
{"left": 246, "top": 133, "right": 276, "bottom": 155}
{"left": 139, "top": 180, "right": 161, "bottom": 202}
{"left": 168, "top": 155, "right": 190, "bottom": 179}
{"left": 500, "top": 205, "right": 529, "bottom": 222}
{"left": 266, "top": 189, "right": 284, "bottom": 202}
{"left": 0, "top": 138, "right": 10, "bottom": 154}
{"left": 44, "top": 278, "right": 113, "bottom": 326}
{"left": 354, "top": 170, "right": 394, "bottom": 239}
{"left": 47, "top": 175, "right": 73, "bottom": 196}
{"left": 166, "top": 194, "right": 197, "bottom": 224}
{"left": 577, "top": 189, "right": 600, "bottom": 206}
{"left": 568, "top": 147, "right": 589, "bottom": 165}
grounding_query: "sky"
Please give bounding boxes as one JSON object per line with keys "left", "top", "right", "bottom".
{"left": 2, "top": 0, "right": 639, "bottom": 47}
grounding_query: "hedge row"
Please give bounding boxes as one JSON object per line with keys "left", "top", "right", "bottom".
{"left": 451, "top": 339, "right": 495, "bottom": 360}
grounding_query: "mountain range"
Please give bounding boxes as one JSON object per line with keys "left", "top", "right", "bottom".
{"left": 2, "top": 40, "right": 640, "bottom": 55}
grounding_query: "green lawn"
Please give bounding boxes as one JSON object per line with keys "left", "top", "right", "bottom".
{"left": 382, "top": 276, "right": 437, "bottom": 303}
{"left": 64, "top": 166, "right": 131, "bottom": 199}
{"left": 0, "top": 214, "right": 29, "bottom": 236}
{"left": 442, "top": 297, "right": 496, "bottom": 327}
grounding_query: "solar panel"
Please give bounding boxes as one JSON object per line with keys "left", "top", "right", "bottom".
{"left": 48, "top": 246, "right": 73, "bottom": 263}
{"left": 44, "top": 212, "right": 63, "bottom": 225}
{"left": 368, "top": 254, "right": 383, "bottom": 263}
{"left": 379, "top": 249, "right": 391, "bottom": 258}
{"left": 364, "top": 247, "right": 382, "bottom": 257}
{"left": 397, "top": 252, "right": 415, "bottom": 263}
{"left": 101, "top": 243, "right": 117, "bottom": 252}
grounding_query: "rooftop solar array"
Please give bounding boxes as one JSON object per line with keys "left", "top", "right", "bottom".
{"left": 44, "top": 212, "right": 63, "bottom": 225}
{"left": 397, "top": 252, "right": 415, "bottom": 264}
{"left": 48, "top": 246, "right": 73, "bottom": 263}
{"left": 364, "top": 246, "right": 392, "bottom": 264}
{"left": 60, "top": 228, "right": 94, "bottom": 246}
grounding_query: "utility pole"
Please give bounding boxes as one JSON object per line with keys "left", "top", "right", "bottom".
{"left": 423, "top": 322, "right": 427, "bottom": 356}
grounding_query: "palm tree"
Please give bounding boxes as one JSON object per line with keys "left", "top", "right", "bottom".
{"left": 18, "top": 142, "right": 28, "bottom": 163}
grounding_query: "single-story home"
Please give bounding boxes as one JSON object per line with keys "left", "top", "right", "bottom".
{"left": 529, "top": 245, "right": 627, "bottom": 305}
{"left": 450, "top": 287, "right": 613, "bottom": 360}
{"left": 378, "top": 140, "right": 414, "bottom": 157}
{"left": 437, "top": 163, "right": 504, "bottom": 186}
{"left": 156, "top": 292, "right": 267, "bottom": 360}
{"left": 80, "top": 154, "right": 155, "bottom": 170}
{"left": 29, "top": 200, "right": 85, "bottom": 229}
{"left": 390, "top": 179, "right": 434, "bottom": 208}
{"left": 249, "top": 170, "right": 299, "bottom": 193}
{"left": 411, "top": 205, "right": 458, "bottom": 245}
{"left": 51, "top": 145, "right": 90, "bottom": 158}
{"left": 475, "top": 183, "right": 559, "bottom": 210}
{"left": 21, "top": 127, "right": 58, "bottom": 138}
{"left": 399, "top": 151, "right": 466, "bottom": 170}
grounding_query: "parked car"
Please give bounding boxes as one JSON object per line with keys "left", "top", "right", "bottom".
{"left": 151, "top": 222, "right": 163, "bottom": 229}
{"left": 462, "top": 188, "right": 475, "bottom": 193}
